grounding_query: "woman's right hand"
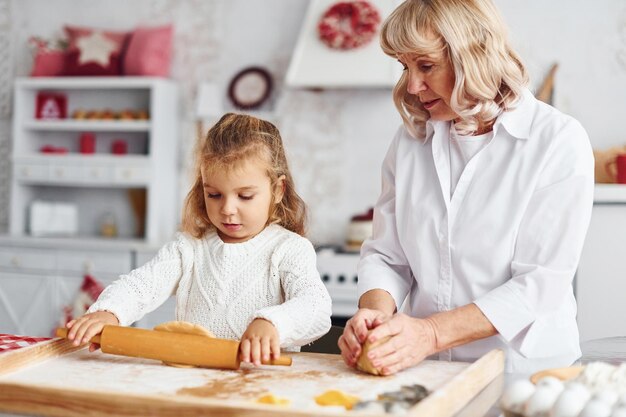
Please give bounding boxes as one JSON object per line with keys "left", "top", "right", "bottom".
{"left": 66, "top": 311, "right": 119, "bottom": 351}
{"left": 338, "top": 308, "right": 389, "bottom": 368}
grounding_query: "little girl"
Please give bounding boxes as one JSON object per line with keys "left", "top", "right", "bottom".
{"left": 66, "top": 113, "right": 332, "bottom": 366}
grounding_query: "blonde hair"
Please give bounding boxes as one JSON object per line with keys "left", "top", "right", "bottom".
{"left": 380, "top": 0, "right": 529, "bottom": 137}
{"left": 181, "top": 113, "right": 307, "bottom": 238}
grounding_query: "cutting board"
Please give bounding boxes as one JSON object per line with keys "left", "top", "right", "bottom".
{"left": 0, "top": 338, "right": 503, "bottom": 417}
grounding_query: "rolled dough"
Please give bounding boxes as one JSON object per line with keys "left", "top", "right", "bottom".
{"left": 153, "top": 321, "right": 214, "bottom": 368}
{"left": 315, "top": 390, "right": 360, "bottom": 410}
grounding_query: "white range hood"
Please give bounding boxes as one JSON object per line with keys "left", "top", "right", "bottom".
{"left": 286, "top": 0, "right": 402, "bottom": 88}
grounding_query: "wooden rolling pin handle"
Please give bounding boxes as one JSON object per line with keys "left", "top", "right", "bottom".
{"left": 260, "top": 355, "right": 292, "bottom": 366}
{"left": 55, "top": 327, "right": 102, "bottom": 345}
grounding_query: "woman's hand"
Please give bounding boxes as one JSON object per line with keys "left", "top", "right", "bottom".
{"left": 66, "top": 311, "right": 119, "bottom": 352}
{"left": 362, "top": 313, "right": 437, "bottom": 375}
{"left": 338, "top": 308, "right": 390, "bottom": 368}
{"left": 240, "top": 318, "right": 280, "bottom": 366}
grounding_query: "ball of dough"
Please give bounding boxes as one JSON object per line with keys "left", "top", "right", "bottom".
{"left": 153, "top": 321, "right": 214, "bottom": 368}
{"left": 356, "top": 336, "right": 391, "bottom": 376}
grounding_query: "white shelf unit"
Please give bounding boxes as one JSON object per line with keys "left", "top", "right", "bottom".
{"left": 10, "top": 77, "right": 179, "bottom": 243}
{"left": 0, "top": 77, "right": 179, "bottom": 337}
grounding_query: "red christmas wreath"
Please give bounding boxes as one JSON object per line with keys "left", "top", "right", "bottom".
{"left": 318, "top": 1, "right": 381, "bottom": 50}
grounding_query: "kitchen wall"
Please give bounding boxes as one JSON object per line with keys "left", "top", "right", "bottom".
{"left": 1, "top": 0, "right": 625, "bottom": 244}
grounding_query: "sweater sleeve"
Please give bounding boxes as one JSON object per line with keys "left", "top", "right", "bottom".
{"left": 254, "top": 237, "right": 332, "bottom": 347}
{"left": 87, "top": 234, "right": 192, "bottom": 326}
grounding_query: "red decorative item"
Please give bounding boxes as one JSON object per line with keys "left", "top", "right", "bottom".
{"left": 40, "top": 145, "right": 68, "bottom": 154}
{"left": 60, "top": 274, "right": 105, "bottom": 328}
{"left": 606, "top": 154, "right": 626, "bottom": 184}
{"left": 318, "top": 1, "right": 381, "bottom": 50}
{"left": 111, "top": 139, "right": 128, "bottom": 155}
{"left": 35, "top": 92, "right": 67, "bottom": 119}
{"left": 79, "top": 132, "right": 96, "bottom": 154}
{"left": 28, "top": 36, "right": 68, "bottom": 77}
{"left": 0, "top": 334, "right": 52, "bottom": 354}
{"left": 64, "top": 25, "right": 129, "bottom": 76}
{"left": 31, "top": 50, "right": 66, "bottom": 77}
{"left": 123, "top": 25, "right": 173, "bottom": 77}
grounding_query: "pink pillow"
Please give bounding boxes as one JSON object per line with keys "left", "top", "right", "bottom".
{"left": 123, "top": 25, "right": 173, "bottom": 77}
{"left": 64, "top": 25, "right": 129, "bottom": 76}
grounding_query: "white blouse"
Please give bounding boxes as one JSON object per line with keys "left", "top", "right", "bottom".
{"left": 358, "top": 90, "right": 594, "bottom": 373}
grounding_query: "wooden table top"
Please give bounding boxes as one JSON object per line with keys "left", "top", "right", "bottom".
{"left": 0, "top": 338, "right": 503, "bottom": 417}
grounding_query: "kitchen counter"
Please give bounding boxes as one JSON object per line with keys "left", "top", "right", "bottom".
{"left": 593, "top": 183, "right": 626, "bottom": 204}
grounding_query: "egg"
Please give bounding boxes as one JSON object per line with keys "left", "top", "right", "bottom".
{"left": 525, "top": 385, "right": 562, "bottom": 417}
{"left": 563, "top": 381, "right": 590, "bottom": 395}
{"left": 611, "top": 406, "right": 626, "bottom": 417}
{"left": 578, "top": 399, "right": 612, "bottom": 417}
{"left": 593, "top": 389, "right": 619, "bottom": 407}
{"left": 536, "top": 376, "right": 565, "bottom": 392}
{"left": 549, "top": 387, "right": 590, "bottom": 417}
{"left": 501, "top": 379, "right": 537, "bottom": 412}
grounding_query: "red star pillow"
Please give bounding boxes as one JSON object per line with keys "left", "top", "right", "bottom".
{"left": 64, "top": 25, "right": 129, "bottom": 76}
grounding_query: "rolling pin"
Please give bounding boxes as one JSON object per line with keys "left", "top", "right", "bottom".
{"left": 55, "top": 326, "right": 292, "bottom": 370}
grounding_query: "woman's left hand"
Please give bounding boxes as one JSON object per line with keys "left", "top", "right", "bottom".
{"left": 240, "top": 318, "right": 280, "bottom": 366}
{"left": 364, "top": 313, "right": 438, "bottom": 375}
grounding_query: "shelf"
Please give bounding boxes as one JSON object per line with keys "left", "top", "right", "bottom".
{"left": 16, "top": 76, "right": 170, "bottom": 89}
{"left": 0, "top": 234, "right": 160, "bottom": 252}
{"left": 14, "top": 154, "right": 150, "bottom": 164}
{"left": 13, "top": 154, "right": 151, "bottom": 187}
{"left": 24, "top": 120, "right": 150, "bottom": 132}
{"left": 594, "top": 184, "right": 626, "bottom": 204}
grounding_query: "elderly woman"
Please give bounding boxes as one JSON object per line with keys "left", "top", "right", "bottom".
{"left": 339, "top": 0, "right": 594, "bottom": 374}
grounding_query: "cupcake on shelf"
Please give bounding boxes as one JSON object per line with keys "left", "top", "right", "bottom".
{"left": 345, "top": 208, "right": 374, "bottom": 253}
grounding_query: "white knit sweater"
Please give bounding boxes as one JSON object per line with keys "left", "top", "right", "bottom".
{"left": 88, "top": 224, "right": 332, "bottom": 348}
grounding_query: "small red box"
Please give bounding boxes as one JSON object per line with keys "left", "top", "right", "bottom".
{"left": 36, "top": 92, "right": 67, "bottom": 119}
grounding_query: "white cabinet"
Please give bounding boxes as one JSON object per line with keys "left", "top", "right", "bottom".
{"left": 0, "top": 271, "right": 55, "bottom": 337}
{"left": 0, "top": 238, "right": 128, "bottom": 336}
{"left": 10, "top": 77, "right": 178, "bottom": 243}
{"left": 576, "top": 184, "right": 626, "bottom": 342}
{"left": 0, "top": 77, "right": 179, "bottom": 336}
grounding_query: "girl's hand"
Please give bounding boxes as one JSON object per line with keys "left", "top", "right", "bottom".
{"left": 240, "top": 318, "right": 280, "bottom": 366}
{"left": 338, "top": 308, "right": 390, "bottom": 368}
{"left": 66, "top": 311, "right": 119, "bottom": 352}
{"left": 361, "top": 313, "right": 437, "bottom": 375}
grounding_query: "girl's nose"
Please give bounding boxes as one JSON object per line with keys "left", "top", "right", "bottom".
{"left": 221, "top": 197, "right": 237, "bottom": 215}
{"left": 407, "top": 71, "right": 427, "bottom": 95}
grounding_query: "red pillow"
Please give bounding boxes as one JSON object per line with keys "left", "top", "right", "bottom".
{"left": 64, "top": 25, "right": 129, "bottom": 76}
{"left": 123, "top": 25, "right": 173, "bottom": 77}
